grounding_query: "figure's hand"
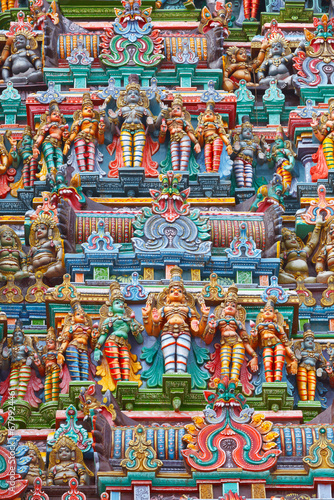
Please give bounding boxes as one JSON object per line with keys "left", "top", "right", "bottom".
{"left": 260, "top": 38, "right": 270, "bottom": 50}
{"left": 147, "top": 116, "right": 154, "bottom": 125}
{"left": 258, "top": 152, "right": 265, "bottom": 161}
{"left": 33, "top": 353, "right": 41, "bottom": 366}
{"left": 93, "top": 348, "right": 102, "bottom": 362}
{"left": 194, "top": 143, "right": 201, "bottom": 154}
{"left": 201, "top": 303, "right": 210, "bottom": 316}
{"left": 63, "top": 130, "right": 70, "bottom": 140}
{"left": 289, "top": 360, "right": 298, "bottom": 375}
{"left": 208, "top": 314, "right": 216, "bottom": 330}
{"left": 32, "top": 146, "right": 39, "bottom": 158}
{"left": 142, "top": 303, "right": 151, "bottom": 317}
{"left": 2, "top": 346, "right": 9, "bottom": 358}
{"left": 226, "top": 144, "right": 233, "bottom": 155}
{"left": 250, "top": 320, "right": 257, "bottom": 337}
{"left": 191, "top": 318, "right": 200, "bottom": 332}
{"left": 315, "top": 213, "right": 325, "bottom": 225}
{"left": 108, "top": 110, "right": 118, "bottom": 120}
{"left": 248, "top": 357, "right": 258, "bottom": 372}
{"left": 63, "top": 144, "right": 70, "bottom": 156}
{"left": 152, "top": 307, "right": 160, "bottom": 323}
{"left": 160, "top": 121, "right": 167, "bottom": 134}
{"left": 233, "top": 141, "right": 241, "bottom": 153}
{"left": 98, "top": 122, "right": 105, "bottom": 132}
{"left": 57, "top": 353, "right": 65, "bottom": 365}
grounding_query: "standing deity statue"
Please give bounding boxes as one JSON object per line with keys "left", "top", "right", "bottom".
{"left": 231, "top": 118, "right": 267, "bottom": 188}
{"left": 1, "top": 320, "right": 36, "bottom": 399}
{"left": 47, "top": 435, "right": 93, "bottom": 486}
{"left": 196, "top": 101, "right": 232, "bottom": 173}
{"left": 28, "top": 213, "right": 65, "bottom": 280}
{"left": 310, "top": 100, "right": 334, "bottom": 181}
{"left": 204, "top": 285, "right": 258, "bottom": 381}
{"left": 0, "top": 225, "right": 29, "bottom": 281}
{"left": 313, "top": 216, "right": 334, "bottom": 283}
{"left": 108, "top": 81, "right": 159, "bottom": 169}
{"left": 159, "top": 94, "right": 201, "bottom": 171}
{"left": 142, "top": 266, "right": 209, "bottom": 374}
{"left": 16, "top": 126, "right": 38, "bottom": 190}
{"left": 223, "top": 38, "right": 269, "bottom": 92}
{"left": 250, "top": 296, "right": 297, "bottom": 382}
{"left": 293, "top": 323, "right": 326, "bottom": 402}
{"left": 26, "top": 442, "right": 46, "bottom": 485}
{"left": 279, "top": 217, "right": 323, "bottom": 284}
{"left": 2, "top": 12, "right": 43, "bottom": 84}
{"left": 63, "top": 93, "right": 105, "bottom": 172}
{"left": 34, "top": 327, "right": 60, "bottom": 402}
{"left": 94, "top": 282, "right": 143, "bottom": 389}
{"left": 57, "top": 298, "right": 97, "bottom": 381}
{"left": 267, "top": 126, "right": 296, "bottom": 192}
{"left": 33, "top": 101, "right": 69, "bottom": 175}
{"left": 0, "top": 132, "right": 19, "bottom": 199}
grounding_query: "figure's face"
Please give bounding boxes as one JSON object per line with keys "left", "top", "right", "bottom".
{"left": 126, "top": 88, "right": 140, "bottom": 104}
{"left": 0, "top": 230, "right": 14, "bottom": 247}
{"left": 241, "top": 126, "right": 253, "bottom": 140}
{"left": 13, "top": 330, "right": 24, "bottom": 344}
{"left": 14, "top": 34, "right": 27, "bottom": 50}
{"left": 82, "top": 104, "right": 94, "bottom": 118}
{"left": 28, "top": 449, "right": 38, "bottom": 464}
{"left": 73, "top": 308, "right": 85, "bottom": 324}
{"left": 304, "top": 336, "right": 314, "bottom": 349}
{"left": 58, "top": 446, "right": 72, "bottom": 462}
{"left": 275, "top": 138, "right": 284, "bottom": 148}
{"left": 46, "top": 339, "right": 56, "bottom": 350}
{"left": 50, "top": 109, "right": 61, "bottom": 122}
{"left": 168, "top": 285, "right": 184, "bottom": 302}
{"left": 271, "top": 41, "right": 283, "bottom": 55}
{"left": 203, "top": 110, "right": 215, "bottom": 122}
{"left": 236, "top": 48, "right": 247, "bottom": 62}
{"left": 224, "top": 300, "right": 237, "bottom": 316}
{"left": 112, "top": 298, "right": 125, "bottom": 314}
{"left": 35, "top": 223, "right": 48, "bottom": 241}
{"left": 283, "top": 231, "right": 299, "bottom": 249}
{"left": 274, "top": 185, "right": 283, "bottom": 197}
{"left": 262, "top": 305, "right": 275, "bottom": 321}
{"left": 171, "top": 104, "right": 182, "bottom": 117}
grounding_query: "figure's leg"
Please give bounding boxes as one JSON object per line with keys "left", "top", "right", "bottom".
{"left": 120, "top": 131, "right": 134, "bottom": 168}
{"left": 104, "top": 341, "right": 122, "bottom": 383}
{"left": 244, "top": 0, "right": 251, "bottom": 19}
{"left": 220, "top": 345, "right": 232, "bottom": 378}
{"left": 263, "top": 347, "right": 274, "bottom": 382}
{"left": 17, "top": 364, "right": 31, "bottom": 398}
{"left": 79, "top": 351, "right": 89, "bottom": 381}
{"left": 297, "top": 366, "right": 308, "bottom": 401}
{"left": 251, "top": 0, "right": 260, "bottom": 19}
{"left": 234, "top": 158, "right": 246, "bottom": 187}
{"left": 161, "top": 333, "right": 176, "bottom": 373}
{"left": 74, "top": 138, "right": 89, "bottom": 172}
{"left": 42, "top": 142, "right": 56, "bottom": 173}
{"left": 176, "top": 333, "right": 191, "bottom": 373}
{"left": 273, "top": 343, "right": 285, "bottom": 382}
{"left": 44, "top": 372, "right": 52, "bottom": 403}
{"left": 29, "top": 156, "right": 39, "bottom": 187}
{"left": 307, "top": 370, "right": 316, "bottom": 401}
{"left": 170, "top": 141, "right": 181, "bottom": 171}
{"left": 9, "top": 368, "right": 19, "bottom": 397}
{"left": 65, "top": 345, "right": 81, "bottom": 381}
{"left": 179, "top": 136, "right": 191, "bottom": 171}
{"left": 119, "top": 345, "right": 130, "bottom": 381}
{"left": 22, "top": 163, "right": 29, "bottom": 188}
{"left": 204, "top": 143, "right": 213, "bottom": 172}
{"left": 231, "top": 343, "right": 246, "bottom": 381}
{"left": 244, "top": 161, "right": 253, "bottom": 187}
{"left": 54, "top": 147, "right": 64, "bottom": 171}
{"left": 8, "top": 0, "right": 14, "bottom": 8}
{"left": 50, "top": 364, "right": 60, "bottom": 401}
{"left": 276, "top": 160, "right": 292, "bottom": 190}
{"left": 133, "top": 131, "right": 146, "bottom": 169}
{"left": 212, "top": 137, "right": 224, "bottom": 172}
{"left": 323, "top": 136, "right": 334, "bottom": 170}
{"left": 86, "top": 141, "right": 96, "bottom": 172}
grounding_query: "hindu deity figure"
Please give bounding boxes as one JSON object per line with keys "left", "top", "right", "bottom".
{"left": 0, "top": 225, "right": 29, "bottom": 281}
{"left": 293, "top": 323, "right": 326, "bottom": 402}
{"left": 223, "top": 38, "right": 269, "bottom": 92}
{"left": 94, "top": 282, "right": 143, "bottom": 388}
{"left": 231, "top": 118, "right": 267, "bottom": 188}
{"left": 266, "top": 126, "right": 296, "bottom": 192}
{"left": 108, "top": 81, "right": 158, "bottom": 170}
{"left": 15, "top": 126, "right": 38, "bottom": 190}
{"left": 1, "top": 320, "right": 36, "bottom": 399}
{"left": 63, "top": 93, "right": 105, "bottom": 172}
{"left": 47, "top": 435, "right": 93, "bottom": 486}
{"left": 34, "top": 327, "right": 60, "bottom": 402}
{"left": 28, "top": 213, "right": 65, "bottom": 280}
{"left": 142, "top": 266, "right": 209, "bottom": 373}
{"left": 279, "top": 216, "right": 323, "bottom": 284}
{"left": 57, "top": 298, "right": 97, "bottom": 381}
{"left": 250, "top": 296, "right": 297, "bottom": 382}
{"left": 203, "top": 285, "right": 258, "bottom": 381}
{"left": 26, "top": 442, "right": 46, "bottom": 485}
{"left": 33, "top": 101, "right": 69, "bottom": 175}
{"left": 0, "top": 131, "right": 19, "bottom": 199}
{"left": 159, "top": 94, "right": 201, "bottom": 171}
{"left": 2, "top": 12, "right": 43, "bottom": 84}
{"left": 195, "top": 101, "right": 233, "bottom": 173}
{"left": 310, "top": 100, "right": 334, "bottom": 181}
{"left": 313, "top": 216, "right": 334, "bottom": 283}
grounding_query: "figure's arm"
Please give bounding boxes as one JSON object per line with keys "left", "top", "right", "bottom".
{"left": 257, "top": 60, "right": 269, "bottom": 81}
{"left": 27, "top": 51, "right": 42, "bottom": 71}
{"left": 185, "top": 123, "right": 201, "bottom": 153}
{"left": 315, "top": 247, "right": 326, "bottom": 274}
{"left": 249, "top": 323, "right": 258, "bottom": 350}
{"left": 251, "top": 39, "right": 270, "bottom": 70}
{"left": 0, "top": 36, "right": 13, "bottom": 65}
{"left": 57, "top": 328, "right": 70, "bottom": 365}
{"left": 130, "top": 320, "right": 143, "bottom": 344}
{"left": 242, "top": 330, "right": 258, "bottom": 372}
{"left": 202, "top": 314, "right": 217, "bottom": 345}
{"left": 304, "top": 216, "right": 323, "bottom": 255}
{"left": 63, "top": 122, "right": 80, "bottom": 155}
{"left": 2, "top": 56, "right": 12, "bottom": 81}
{"left": 144, "top": 108, "right": 156, "bottom": 134}
{"left": 33, "top": 353, "right": 45, "bottom": 376}
{"left": 218, "top": 127, "right": 233, "bottom": 155}
{"left": 197, "top": 302, "right": 210, "bottom": 337}
{"left": 97, "top": 116, "right": 105, "bottom": 145}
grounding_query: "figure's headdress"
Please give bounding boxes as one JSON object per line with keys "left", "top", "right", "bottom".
{"left": 168, "top": 265, "right": 185, "bottom": 290}
{"left": 109, "top": 281, "right": 124, "bottom": 303}
{"left": 46, "top": 326, "right": 56, "bottom": 343}
{"left": 241, "top": 115, "right": 252, "bottom": 131}
{"left": 13, "top": 319, "right": 24, "bottom": 335}
{"left": 171, "top": 94, "right": 184, "bottom": 109}
{"left": 264, "top": 295, "right": 277, "bottom": 308}
{"left": 303, "top": 322, "right": 315, "bottom": 340}
{"left": 29, "top": 213, "right": 58, "bottom": 247}
{"left": 49, "top": 100, "right": 61, "bottom": 114}
{"left": 224, "top": 284, "right": 238, "bottom": 304}
{"left": 70, "top": 298, "right": 84, "bottom": 314}
{"left": 205, "top": 100, "right": 216, "bottom": 113}
{"left": 7, "top": 11, "right": 38, "bottom": 50}
{"left": 275, "top": 125, "right": 284, "bottom": 141}
{"left": 26, "top": 442, "right": 45, "bottom": 470}
{"left": 226, "top": 45, "right": 241, "bottom": 64}
{"left": 22, "top": 125, "right": 32, "bottom": 137}
{"left": 81, "top": 93, "right": 94, "bottom": 109}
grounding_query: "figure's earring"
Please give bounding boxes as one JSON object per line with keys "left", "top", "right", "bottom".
{"left": 26, "top": 44, "right": 31, "bottom": 50}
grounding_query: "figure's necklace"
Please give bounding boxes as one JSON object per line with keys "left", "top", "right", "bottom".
{"left": 272, "top": 57, "right": 282, "bottom": 67}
